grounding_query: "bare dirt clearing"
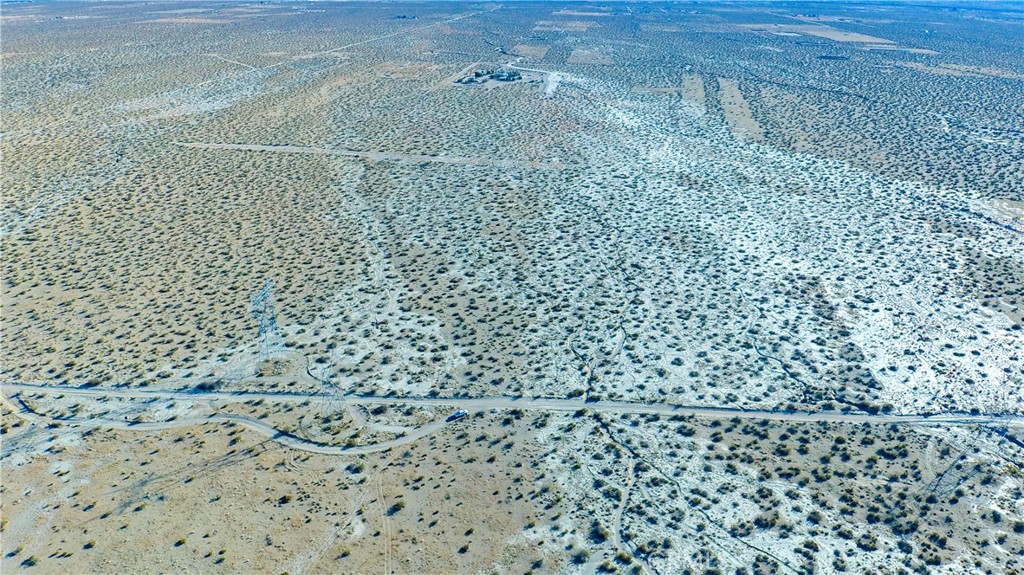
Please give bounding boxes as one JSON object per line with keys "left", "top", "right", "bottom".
{"left": 739, "top": 23, "right": 897, "bottom": 43}
{"left": 511, "top": 44, "right": 549, "bottom": 59}
{"left": 717, "top": 77, "right": 764, "bottom": 142}
{"left": 567, "top": 48, "right": 614, "bottom": 66}
{"left": 636, "top": 75, "right": 707, "bottom": 113}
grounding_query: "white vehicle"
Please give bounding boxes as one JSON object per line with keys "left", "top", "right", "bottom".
{"left": 446, "top": 409, "right": 469, "bottom": 422}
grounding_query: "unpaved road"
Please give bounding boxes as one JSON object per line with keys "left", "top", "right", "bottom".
{"left": 505, "top": 63, "right": 565, "bottom": 96}
{"left": 3, "top": 392, "right": 449, "bottom": 456}
{"left": 3, "top": 382, "right": 1020, "bottom": 457}
{"left": 5, "top": 382, "right": 1020, "bottom": 425}
{"left": 175, "top": 142, "right": 554, "bottom": 170}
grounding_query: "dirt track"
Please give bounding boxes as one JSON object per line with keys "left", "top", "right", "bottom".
{"left": 174, "top": 141, "right": 554, "bottom": 169}
{"left": 4, "top": 381, "right": 1020, "bottom": 456}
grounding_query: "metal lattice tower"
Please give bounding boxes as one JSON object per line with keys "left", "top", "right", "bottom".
{"left": 317, "top": 364, "right": 344, "bottom": 418}
{"left": 250, "top": 279, "right": 281, "bottom": 364}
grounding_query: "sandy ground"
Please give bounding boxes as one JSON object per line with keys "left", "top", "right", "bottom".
{"left": 861, "top": 45, "right": 941, "bottom": 55}
{"left": 1, "top": 406, "right": 557, "bottom": 574}
{"left": 739, "top": 23, "right": 896, "bottom": 44}
{"left": 511, "top": 44, "right": 550, "bottom": 60}
{"left": 717, "top": 77, "right": 764, "bottom": 142}
{"left": 3, "top": 2, "right": 1023, "bottom": 572}
{"left": 895, "top": 61, "right": 1024, "bottom": 80}
{"left": 533, "top": 20, "right": 601, "bottom": 33}
{"left": 635, "top": 75, "right": 706, "bottom": 113}
{"left": 567, "top": 48, "right": 613, "bottom": 66}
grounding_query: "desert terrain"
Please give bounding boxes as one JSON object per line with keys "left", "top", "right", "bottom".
{"left": 2, "top": 1, "right": 1023, "bottom": 574}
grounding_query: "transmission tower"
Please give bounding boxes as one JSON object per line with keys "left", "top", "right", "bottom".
{"left": 317, "top": 364, "right": 345, "bottom": 418}
{"left": 250, "top": 279, "right": 282, "bottom": 365}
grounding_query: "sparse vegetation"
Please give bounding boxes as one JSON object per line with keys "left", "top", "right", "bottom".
{"left": 2, "top": 1, "right": 1021, "bottom": 575}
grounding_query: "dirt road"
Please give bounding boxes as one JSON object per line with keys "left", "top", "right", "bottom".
{"left": 4, "top": 382, "right": 1020, "bottom": 456}
{"left": 174, "top": 141, "right": 555, "bottom": 169}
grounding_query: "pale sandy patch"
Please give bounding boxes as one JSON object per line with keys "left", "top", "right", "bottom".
{"left": 533, "top": 20, "right": 600, "bottom": 32}
{"left": 141, "top": 17, "right": 233, "bottom": 24}
{"left": 567, "top": 48, "right": 613, "bottom": 65}
{"left": 717, "top": 77, "right": 763, "bottom": 142}
{"left": 377, "top": 60, "right": 442, "bottom": 80}
{"left": 512, "top": 44, "right": 550, "bottom": 59}
{"left": 0, "top": 14, "right": 43, "bottom": 22}
{"left": 552, "top": 10, "right": 612, "bottom": 17}
{"left": 792, "top": 15, "right": 895, "bottom": 24}
{"left": 987, "top": 199, "right": 1024, "bottom": 221}
{"left": 151, "top": 8, "right": 211, "bottom": 14}
{"left": 635, "top": 75, "right": 706, "bottom": 113}
{"left": 896, "top": 62, "right": 1024, "bottom": 80}
{"left": 862, "top": 45, "right": 940, "bottom": 55}
{"left": 640, "top": 24, "right": 686, "bottom": 32}
{"left": 739, "top": 23, "right": 895, "bottom": 44}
